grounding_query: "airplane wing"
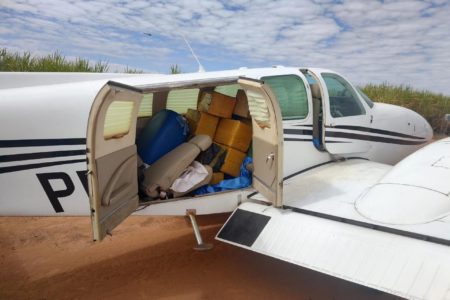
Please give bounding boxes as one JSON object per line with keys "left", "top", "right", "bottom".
{"left": 217, "top": 138, "right": 450, "bottom": 300}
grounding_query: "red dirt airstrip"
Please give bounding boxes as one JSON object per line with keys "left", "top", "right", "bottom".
{"left": 0, "top": 214, "right": 400, "bottom": 299}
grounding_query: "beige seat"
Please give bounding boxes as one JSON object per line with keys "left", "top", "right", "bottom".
{"left": 141, "top": 135, "right": 212, "bottom": 198}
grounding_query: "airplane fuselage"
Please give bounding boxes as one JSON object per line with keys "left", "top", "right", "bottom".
{"left": 0, "top": 67, "right": 433, "bottom": 216}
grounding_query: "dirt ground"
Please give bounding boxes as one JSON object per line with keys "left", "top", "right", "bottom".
{"left": 0, "top": 214, "right": 400, "bottom": 300}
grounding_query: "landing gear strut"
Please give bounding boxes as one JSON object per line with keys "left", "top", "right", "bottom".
{"left": 186, "top": 209, "right": 213, "bottom": 251}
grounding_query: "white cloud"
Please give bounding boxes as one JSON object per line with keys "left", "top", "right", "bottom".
{"left": 1, "top": 0, "right": 450, "bottom": 93}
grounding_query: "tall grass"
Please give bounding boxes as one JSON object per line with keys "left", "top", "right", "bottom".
{"left": 170, "top": 64, "right": 182, "bottom": 74}
{"left": 361, "top": 83, "right": 449, "bottom": 135}
{"left": 0, "top": 48, "right": 109, "bottom": 72}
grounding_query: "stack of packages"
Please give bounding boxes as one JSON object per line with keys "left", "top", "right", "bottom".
{"left": 185, "top": 89, "right": 252, "bottom": 186}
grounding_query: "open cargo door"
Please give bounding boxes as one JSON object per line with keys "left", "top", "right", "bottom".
{"left": 238, "top": 78, "right": 283, "bottom": 207}
{"left": 87, "top": 81, "right": 142, "bottom": 241}
{"left": 311, "top": 70, "right": 372, "bottom": 155}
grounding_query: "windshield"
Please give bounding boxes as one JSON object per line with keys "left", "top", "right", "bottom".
{"left": 356, "top": 87, "right": 374, "bottom": 108}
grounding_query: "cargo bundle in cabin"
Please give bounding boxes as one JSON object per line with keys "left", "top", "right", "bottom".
{"left": 135, "top": 85, "right": 253, "bottom": 201}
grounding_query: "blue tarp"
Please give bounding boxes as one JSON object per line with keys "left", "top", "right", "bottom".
{"left": 195, "top": 157, "right": 253, "bottom": 195}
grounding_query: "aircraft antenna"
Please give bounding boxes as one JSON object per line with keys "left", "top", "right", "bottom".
{"left": 181, "top": 35, "right": 205, "bottom": 73}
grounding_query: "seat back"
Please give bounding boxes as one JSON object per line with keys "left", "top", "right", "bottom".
{"left": 141, "top": 135, "right": 212, "bottom": 197}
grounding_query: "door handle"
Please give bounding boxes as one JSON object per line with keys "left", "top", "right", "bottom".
{"left": 266, "top": 153, "right": 275, "bottom": 163}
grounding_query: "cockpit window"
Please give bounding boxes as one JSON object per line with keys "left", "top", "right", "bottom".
{"left": 322, "top": 73, "right": 365, "bottom": 118}
{"left": 356, "top": 87, "right": 375, "bottom": 108}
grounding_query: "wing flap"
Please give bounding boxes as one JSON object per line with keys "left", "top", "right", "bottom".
{"left": 217, "top": 202, "right": 450, "bottom": 300}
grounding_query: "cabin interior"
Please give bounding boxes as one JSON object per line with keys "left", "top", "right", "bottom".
{"left": 99, "top": 74, "right": 314, "bottom": 208}
{"left": 108, "top": 82, "right": 257, "bottom": 203}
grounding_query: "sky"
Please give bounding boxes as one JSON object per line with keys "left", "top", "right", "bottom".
{"left": 1, "top": 0, "right": 450, "bottom": 94}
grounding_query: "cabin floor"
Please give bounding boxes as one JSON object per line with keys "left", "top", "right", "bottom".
{"left": 0, "top": 215, "right": 398, "bottom": 300}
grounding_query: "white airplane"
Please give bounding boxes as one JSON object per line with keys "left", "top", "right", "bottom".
{"left": 1, "top": 67, "right": 448, "bottom": 299}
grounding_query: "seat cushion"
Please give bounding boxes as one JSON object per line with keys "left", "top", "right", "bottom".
{"left": 141, "top": 143, "right": 199, "bottom": 195}
{"left": 141, "top": 135, "right": 212, "bottom": 198}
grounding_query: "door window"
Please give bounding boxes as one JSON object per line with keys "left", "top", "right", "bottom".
{"left": 246, "top": 89, "right": 270, "bottom": 128}
{"left": 103, "top": 101, "right": 135, "bottom": 139}
{"left": 322, "top": 73, "right": 366, "bottom": 117}
{"left": 262, "top": 75, "right": 309, "bottom": 120}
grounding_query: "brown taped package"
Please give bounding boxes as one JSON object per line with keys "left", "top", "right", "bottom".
{"left": 195, "top": 112, "right": 219, "bottom": 139}
{"left": 220, "top": 146, "right": 246, "bottom": 177}
{"left": 210, "top": 172, "right": 224, "bottom": 185}
{"left": 214, "top": 118, "right": 252, "bottom": 152}
{"left": 233, "top": 89, "right": 250, "bottom": 118}
{"left": 208, "top": 92, "right": 236, "bottom": 118}
{"left": 185, "top": 109, "right": 219, "bottom": 139}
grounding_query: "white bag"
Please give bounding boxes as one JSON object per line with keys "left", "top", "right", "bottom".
{"left": 170, "top": 161, "right": 209, "bottom": 193}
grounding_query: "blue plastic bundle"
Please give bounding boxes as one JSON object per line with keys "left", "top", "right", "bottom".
{"left": 137, "top": 109, "right": 189, "bottom": 164}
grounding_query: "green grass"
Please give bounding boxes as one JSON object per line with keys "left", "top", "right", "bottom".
{"left": 0, "top": 48, "right": 110, "bottom": 72}
{"left": 361, "top": 83, "right": 449, "bottom": 135}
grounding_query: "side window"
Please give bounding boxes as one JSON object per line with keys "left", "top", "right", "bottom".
{"left": 103, "top": 101, "right": 134, "bottom": 140}
{"left": 262, "top": 75, "right": 309, "bottom": 120}
{"left": 138, "top": 94, "right": 153, "bottom": 117}
{"left": 214, "top": 84, "right": 240, "bottom": 97}
{"left": 322, "top": 73, "right": 366, "bottom": 117}
{"left": 166, "top": 88, "right": 199, "bottom": 113}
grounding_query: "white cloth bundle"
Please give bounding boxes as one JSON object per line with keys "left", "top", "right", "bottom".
{"left": 170, "top": 161, "right": 209, "bottom": 193}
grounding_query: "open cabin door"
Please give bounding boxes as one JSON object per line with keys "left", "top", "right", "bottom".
{"left": 312, "top": 71, "right": 372, "bottom": 155}
{"left": 238, "top": 78, "right": 283, "bottom": 207}
{"left": 87, "top": 82, "right": 142, "bottom": 241}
